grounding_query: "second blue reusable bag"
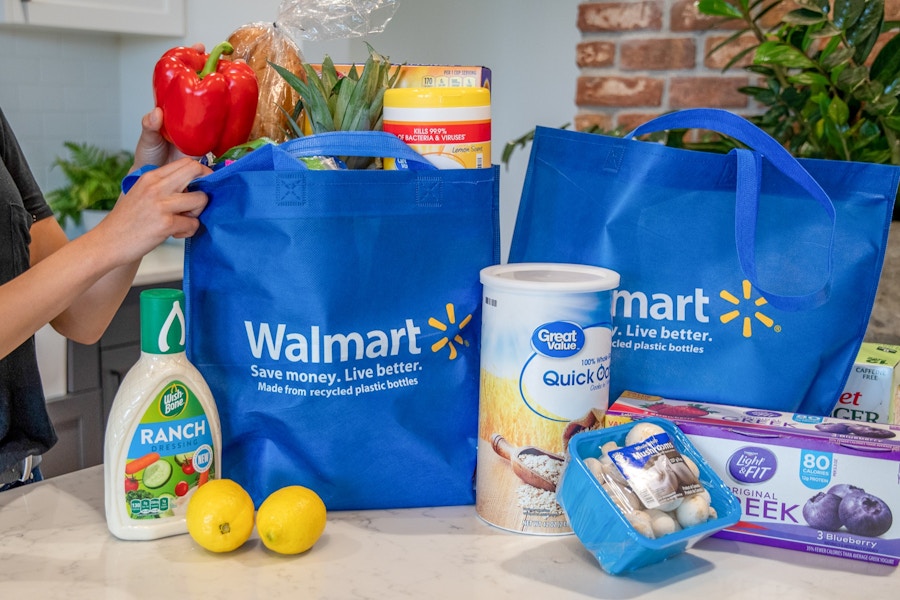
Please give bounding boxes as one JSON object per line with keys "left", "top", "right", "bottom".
{"left": 509, "top": 109, "right": 899, "bottom": 416}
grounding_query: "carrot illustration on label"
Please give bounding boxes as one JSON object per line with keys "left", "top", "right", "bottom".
{"left": 197, "top": 469, "right": 210, "bottom": 487}
{"left": 125, "top": 452, "right": 161, "bottom": 475}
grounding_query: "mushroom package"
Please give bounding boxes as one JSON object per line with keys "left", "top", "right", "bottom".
{"left": 583, "top": 421, "right": 718, "bottom": 538}
{"left": 557, "top": 417, "right": 742, "bottom": 574}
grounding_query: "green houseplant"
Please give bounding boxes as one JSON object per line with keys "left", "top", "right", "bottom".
{"left": 46, "top": 141, "right": 134, "bottom": 228}
{"left": 698, "top": 0, "right": 900, "bottom": 168}
{"left": 506, "top": 1, "right": 900, "bottom": 186}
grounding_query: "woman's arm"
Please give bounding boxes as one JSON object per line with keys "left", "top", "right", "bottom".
{"left": 1, "top": 157, "right": 209, "bottom": 359}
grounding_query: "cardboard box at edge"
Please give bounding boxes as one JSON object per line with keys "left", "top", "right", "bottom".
{"left": 606, "top": 391, "right": 900, "bottom": 567}
{"left": 834, "top": 343, "right": 900, "bottom": 424}
{"left": 309, "top": 63, "right": 492, "bottom": 90}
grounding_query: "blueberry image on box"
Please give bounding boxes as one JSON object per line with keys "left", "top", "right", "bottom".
{"left": 813, "top": 422, "right": 896, "bottom": 439}
{"left": 802, "top": 492, "right": 843, "bottom": 531}
{"left": 813, "top": 423, "right": 851, "bottom": 434}
{"left": 846, "top": 424, "right": 896, "bottom": 439}
{"left": 802, "top": 484, "right": 893, "bottom": 537}
{"left": 840, "top": 492, "right": 893, "bottom": 537}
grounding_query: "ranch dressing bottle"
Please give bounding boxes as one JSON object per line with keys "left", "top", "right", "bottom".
{"left": 104, "top": 288, "right": 221, "bottom": 540}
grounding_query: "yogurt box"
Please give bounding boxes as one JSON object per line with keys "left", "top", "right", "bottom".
{"left": 606, "top": 391, "right": 900, "bottom": 566}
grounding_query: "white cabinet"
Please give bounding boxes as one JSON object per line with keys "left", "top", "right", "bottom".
{"left": 0, "top": 0, "right": 185, "bottom": 36}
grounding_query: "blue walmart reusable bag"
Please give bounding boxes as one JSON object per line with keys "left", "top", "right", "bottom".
{"left": 184, "top": 132, "right": 500, "bottom": 509}
{"left": 509, "top": 109, "right": 899, "bottom": 416}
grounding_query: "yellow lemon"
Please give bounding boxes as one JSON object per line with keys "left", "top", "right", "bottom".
{"left": 186, "top": 479, "right": 255, "bottom": 553}
{"left": 256, "top": 485, "right": 327, "bottom": 555}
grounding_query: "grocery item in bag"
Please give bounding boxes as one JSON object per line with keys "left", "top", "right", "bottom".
{"left": 383, "top": 87, "right": 491, "bottom": 169}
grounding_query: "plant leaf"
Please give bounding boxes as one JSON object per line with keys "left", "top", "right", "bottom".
{"left": 782, "top": 8, "right": 827, "bottom": 26}
{"left": 832, "top": 0, "right": 867, "bottom": 30}
{"left": 853, "top": 79, "right": 886, "bottom": 102}
{"left": 852, "top": 13, "right": 885, "bottom": 64}
{"left": 320, "top": 56, "right": 340, "bottom": 93}
{"left": 788, "top": 72, "right": 831, "bottom": 87}
{"left": 754, "top": 40, "right": 816, "bottom": 69}
{"left": 871, "top": 33, "right": 900, "bottom": 86}
{"left": 738, "top": 85, "right": 778, "bottom": 103}
{"left": 46, "top": 141, "right": 133, "bottom": 226}
{"left": 333, "top": 76, "right": 357, "bottom": 130}
{"left": 802, "top": 0, "right": 830, "bottom": 13}
{"left": 696, "top": 0, "right": 744, "bottom": 19}
{"left": 828, "top": 96, "right": 851, "bottom": 125}
{"left": 846, "top": 0, "right": 884, "bottom": 47}
{"left": 885, "top": 127, "right": 900, "bottom": 164}
{"left": 836, "top": 65, "right": 869, "bottom": 93}
{"left": 821, "top": 46, "right": 854, "bottom": 70}
{"left": 807, "top": 22, "right": 842, "bottom": 38}
{"left": 868, "top": 94, "right": 899, "bottom": 116}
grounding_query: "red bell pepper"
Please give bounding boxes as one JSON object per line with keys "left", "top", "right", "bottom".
{"left": 153, "top": 41, "right": 258, "bottom": 157}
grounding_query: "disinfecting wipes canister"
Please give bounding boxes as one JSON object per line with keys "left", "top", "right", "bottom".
{"left": 383, "top": 87, "right": 490, "bottom": 169}
{"left": 476, "top": 263, "right": 620, "bottom": 535}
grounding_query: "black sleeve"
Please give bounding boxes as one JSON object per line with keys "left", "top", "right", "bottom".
{"left": 0, "top": 107, "right": 54, "bottom": 223}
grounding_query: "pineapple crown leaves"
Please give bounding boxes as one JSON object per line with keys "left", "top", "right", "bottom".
{"left": 269, "top": 42, "right": 401, "bottom": 137}
{"left": 46, "top": 141, "right": 134, "bottom": 227}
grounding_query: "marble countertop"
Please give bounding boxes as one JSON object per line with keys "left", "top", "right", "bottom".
{"left": 0, "top": 466, "right": 897, "bottom": 599}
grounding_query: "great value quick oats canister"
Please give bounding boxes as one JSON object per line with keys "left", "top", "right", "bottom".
{"left": 383, "top": 87, "right": 490, "bottom": 169}
{"left": 477, "top": 263, "right": 620, "bottom": 535}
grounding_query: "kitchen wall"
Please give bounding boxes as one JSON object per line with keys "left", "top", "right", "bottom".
{"left": 2, "top": 2, "right": 579, "bottom": 259}
{"left": 0, "top": 27, "right": 123, "bottom": 194}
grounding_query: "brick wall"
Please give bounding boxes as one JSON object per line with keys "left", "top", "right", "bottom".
{"left": 575, "top": 0, "right": 900, "bottom": 132}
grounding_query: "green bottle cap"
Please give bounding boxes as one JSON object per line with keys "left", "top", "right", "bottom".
{"left": 140, "top": 288, "right": 187, "bottom": 354}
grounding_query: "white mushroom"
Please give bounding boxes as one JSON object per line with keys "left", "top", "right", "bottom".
{"left": 625, "top": 422, "right": 667, "bottom": 446}
{"left": 600, "top": 441, "right": 620, "bottom": 457}
{"left": 675, "top": 492, "right": 712, "bottom": 528}
{"left": 697, "top": 487, "right": 711, "bottom": 505}
{"left": 656, "top": 497, "right": 684, "bottom": 512}
{"left": 602, "top": 482, "right": 633, "bottom": 513}
{"left": 670, "top": 458, "right": 699, "bottom": 485}
{"left": 625, "top": 510, "right": 655, "bottom": 539}
{"left": 682, "top": 456, "right": 700, "bottom": 478}
{"left": 646, "top": 508, "right": 679, "bottom": 537}
{"left": 600, "top": 461, "right": 628, "bottom": 486}
{"left": 584, "top": 457, "right": 605, "bottom": 481}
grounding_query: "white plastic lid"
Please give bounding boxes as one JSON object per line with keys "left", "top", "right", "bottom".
{"left": 480, "top": 263, "right": 620, "bottom": 293}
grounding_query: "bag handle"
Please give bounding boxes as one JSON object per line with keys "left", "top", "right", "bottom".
{"left": 280, "top": 130, "right": 437, "bottom": 170}
{"left": 627, "top": 108, "right": 835, "bottom": 311}
{"left": 127, "top": 131, "right": 439, "bottom": 193}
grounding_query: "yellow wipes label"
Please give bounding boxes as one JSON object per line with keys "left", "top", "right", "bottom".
{"left": 384, "top": 120, "right": 491, "bottom": 169}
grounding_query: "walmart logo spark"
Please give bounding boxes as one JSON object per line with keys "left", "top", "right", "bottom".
{"left": 428, "top": 303, "right": 473, "bottom": 360}
{"left": 719, "top": 280, "right": 780, "bottom": 338}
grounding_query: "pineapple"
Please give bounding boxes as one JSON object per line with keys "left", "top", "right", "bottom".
{"left": 269, "top": 43, "right": 401, "bottom": 169}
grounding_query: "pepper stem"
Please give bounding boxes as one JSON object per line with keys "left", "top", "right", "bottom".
{"left": 198, "top": 41, "right": 234, "bottom": 79}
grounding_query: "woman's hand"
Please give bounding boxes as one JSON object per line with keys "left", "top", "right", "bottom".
{"left": 132, "top": 107, "right": 184, "bottom": 169}
{"left": 94, "top": 157, "right": 211, "bottom": 264}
